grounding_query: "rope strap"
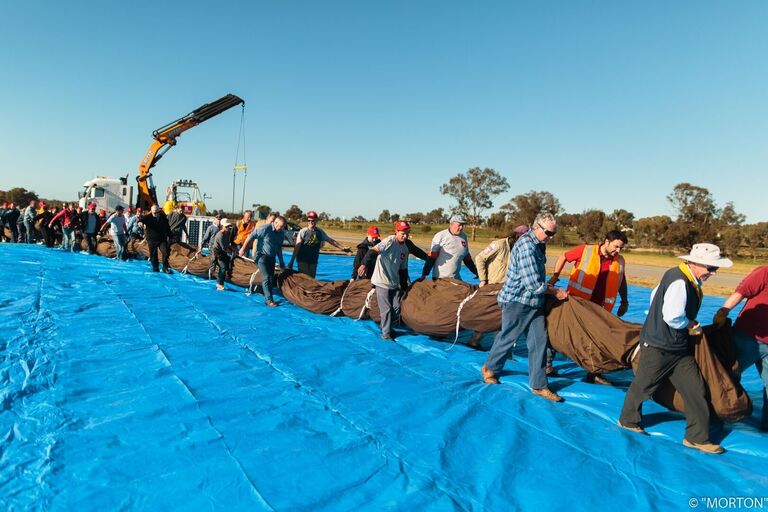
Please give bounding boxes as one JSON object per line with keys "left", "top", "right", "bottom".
{"left": 447, "top": 290, "right": 478, "bottom": 351}
{"left": 356, "top": 288, "right": 376, "bottom": 321}
{"left": 331, "top": 280, "right": 353, "bottom": 317}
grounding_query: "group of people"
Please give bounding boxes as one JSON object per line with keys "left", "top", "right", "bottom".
{"left": 0, "top": 200, "right": 145, "bottom": 252}
{"left": 5, "top": 200, "right": 767, "bottom": 453}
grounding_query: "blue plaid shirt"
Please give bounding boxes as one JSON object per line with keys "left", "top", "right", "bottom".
{"left": 498, "top": 229, "right": 548, "bottom": 307}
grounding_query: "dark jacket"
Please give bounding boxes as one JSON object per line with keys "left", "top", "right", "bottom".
{"left": 640, "top": 266, "right": 702, "bottom": 353}
{"left": 77, "top": 211, "right": 104, "bottom": 234}
{"left": 352, "top": 237, "right": 381, "bottom": 279}
{"left": 141, "top": 212, "right": 172, "bottom": 243}
{"left": 168, "top": 211, "right": 188, "bottom": 240}
{"left": 3, "top": 208, "right": 20, "bottom": 226}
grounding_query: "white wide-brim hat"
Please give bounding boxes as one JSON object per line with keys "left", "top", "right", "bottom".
{"left": 678, "top": 243, "right": 733, "bottom": 268}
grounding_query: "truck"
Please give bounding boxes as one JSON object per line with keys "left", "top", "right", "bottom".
{"left": 78, "top": 175, "right": 133, "bottom": 212}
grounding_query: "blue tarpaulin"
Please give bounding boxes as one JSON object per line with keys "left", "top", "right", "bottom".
{"left": 1, "top": 243, "right": 766, "bottom": 510}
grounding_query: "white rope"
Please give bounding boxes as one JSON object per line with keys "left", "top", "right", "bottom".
{"left": 629, "top": 342, "right": 642, "bottom": 363}
{"left": 182, "top": 250, "right": 201, "bottom": 275}
{"left": 356, "top": 288, "right": 376, "bottom": 321}
{"left": 246, "top": 267, "right": 261, "bottom": 296}
{"left": 447, "top": 289, "right": 478, "bottom": 351}
{"left": 331, "top": 280, "right": 353, "bottom": 317}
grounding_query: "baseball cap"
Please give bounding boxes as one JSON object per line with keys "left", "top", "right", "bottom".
{"left": 449, "top": 214, "right": 466, "bottom": 224}
{"left": 395, "top": 220, "right": 411, "bottom": 232}
{"left": 221, "top": 218, "right": 233, "bottom": 227}
{"left": 307, "top": 211, "right": 318, "bottom": 220}
{"left": 367, "top": 226, "right": 380, "bottom": 237}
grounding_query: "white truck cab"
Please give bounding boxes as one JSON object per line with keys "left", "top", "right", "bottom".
{"left": 78, "top": 176, "right": 133, "bottom": 213}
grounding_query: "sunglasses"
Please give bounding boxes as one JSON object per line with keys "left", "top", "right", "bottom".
{"left": 705, "top": 265, "right": 719, "bottom": 272}
{"left": 537, "top": 223, "right": 557, "bottom": 237}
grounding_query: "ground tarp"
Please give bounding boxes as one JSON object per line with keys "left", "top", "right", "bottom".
{"left": 1, "top": 243, "right": 766, "bottom": 511}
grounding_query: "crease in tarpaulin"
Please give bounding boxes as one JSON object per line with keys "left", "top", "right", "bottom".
{"left": 93, "top": 270, "right": 277, "bottom": 511}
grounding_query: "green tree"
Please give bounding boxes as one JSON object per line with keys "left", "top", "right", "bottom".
{"left": 576, "top": 210, "right": 606, "bottom": 243}
{"left": 440, "top": 167, "right": 510, "bottom": 241}
{"left": 743, "top": 223, "right": 768, "bottom": 260}
{"left": 0, "top": 187, "right": 38, "bottom": 206}
{"left": 423, "top": 208, "right": 446, "bottom": 225}
{"left": 719, "top": 226, "right": 742, "bottom": 258}
{"left": 405, "top": 212, "right": 425, "bottom": 224}
{"left": 378, "top": 209, "right": 391, "bottom": 223}
{"left": 500, "top": 190, "right": 562, "bottom": 227}
{"left": 285, "top": 204, "right": 303, "bottom": 220}
{"left": 634, "top": 216, "right": 673, "bottom": 247}
{"left": 606, "top": 209, "right": 635, "bottom": 231}
{"left": 718, "top": 202, "right": 746, "bottom": 227}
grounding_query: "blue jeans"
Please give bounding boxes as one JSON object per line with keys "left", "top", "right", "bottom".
{"left": 256, "top": 254, "right": 276, "bottom": 302}
{"left": 61, "top": 227, "right": 74, "bottom": 251}
{"left": 23, "top": 219, "right": 33, "bottom": 243}
{"left": 735, "top": 331, "right": 768, "bottom": 429}
{"left": 485, "top": 301, "right": 549, "bottom": 390}
{"left": 114, "top": 234, "right": 127, "bottom": 261}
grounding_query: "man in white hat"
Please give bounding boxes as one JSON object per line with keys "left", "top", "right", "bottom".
{"left": 420, "top": 214, "right": 478, "bottom": 281}
{"left": 618, "top": 243, "right": 732, "bottom": 454}
{"left": 713, "top": 265, "right": 768, "bottom": 431}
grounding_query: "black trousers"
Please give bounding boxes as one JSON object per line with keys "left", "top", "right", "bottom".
{"left": 620, "top": 344, "right": 711, "bottom": 443}
{"left": 148, "top": 239, "right": 170, "bottom": 272}
{"left": 84, "top": 233, "right": 98, "bottom": 254}
{"left": 215, "top": 253, "right": 231, "bottom": 286}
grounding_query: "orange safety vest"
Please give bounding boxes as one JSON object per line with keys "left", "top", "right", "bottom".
{"left": 566, "top": 244, "right": 625, "bottom": 312}
{"left": 234, "top": 220, "right": 254, "bottom": 245}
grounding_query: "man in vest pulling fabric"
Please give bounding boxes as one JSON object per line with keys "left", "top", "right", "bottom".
{"left": 618, "top": 243, "right": 732, "bottom": 454}
{"left": 548, "top": 230, "right": 629, "bottom": 384}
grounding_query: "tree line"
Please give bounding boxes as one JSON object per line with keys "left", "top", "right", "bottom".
{"left": 4, "top": 175, "right": 766, "bottom": 258}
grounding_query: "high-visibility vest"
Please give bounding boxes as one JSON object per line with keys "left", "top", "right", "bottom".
{"left": 234, "top": 220, "right": 254, "bottom": 245}
{"left": 566, "top": 244, "right": 625, "bottom": 312}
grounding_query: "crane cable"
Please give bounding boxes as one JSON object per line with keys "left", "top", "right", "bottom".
{"left": 232, "top": 104, "right": 247, "bottom": 212}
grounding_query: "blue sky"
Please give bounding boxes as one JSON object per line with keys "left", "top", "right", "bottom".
{"left": 1, "top": 1, "right": 766, "bottom": 222}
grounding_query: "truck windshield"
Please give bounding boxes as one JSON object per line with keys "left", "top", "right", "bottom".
{"left": 93, "top": 187, "right": 105, "bottom": 198}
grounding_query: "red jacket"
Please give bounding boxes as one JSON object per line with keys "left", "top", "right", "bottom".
{"left": 50, "top": 208, "right": 75, "bottom": 228}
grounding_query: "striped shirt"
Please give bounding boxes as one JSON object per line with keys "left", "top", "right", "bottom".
{"left": 498, "top": 230, "right": 548, "bottom": 307}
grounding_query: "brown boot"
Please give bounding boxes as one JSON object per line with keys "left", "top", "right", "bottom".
{"left": 532, "top": 387, "right": 564, "bottom": 402}
{"left": 683, "top": 439, "right": 725, "bottom": 454}
{"left": 617, "top": 420, "right": 648, "bottom": 435}
{"left": 481, "top": 365, "right": 499, "bottom": 385}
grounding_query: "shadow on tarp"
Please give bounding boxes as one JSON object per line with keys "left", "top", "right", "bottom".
{"left": 1, "top": 243, "right": 766, "bottom": 511}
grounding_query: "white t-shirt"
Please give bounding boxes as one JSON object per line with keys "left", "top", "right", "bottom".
{"left": 371, "top": 235, "right": 409, "bottom": 289}
{"left": 105, "top": 214, "right": 128, "bottom": 237}
{"left": 429, "top": 228, "right": 469, "bottom": 279}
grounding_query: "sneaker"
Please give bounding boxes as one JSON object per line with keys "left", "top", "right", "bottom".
{"left": 683, "top": 439, "right": 724, "bottom": 454}
{"left": 216, "top": 284, "right": 225, "bottom": 291}
{"left": 532, "top": 387, "right": 564, "bottom": 402}
{"left": 545, "top": 365, "right": 558, "bottom": 377}
{"left": 481, "top": 365, "right": 499, "bottom": 385}
{"left": 163, "top": 268, "right": 173, "bottom": 274}
{"left": 381, "top": 332, "right": 394, "bottom": 341}
{"left": 617, "top": 420, "right": 648, "bottom": 435}
{"left": 265, "top": 300, "right": 278, "bottom": 307}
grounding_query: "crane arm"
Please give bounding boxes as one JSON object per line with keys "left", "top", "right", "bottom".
{"left": 136, "top": 94, "right": 245, "bottom": 210}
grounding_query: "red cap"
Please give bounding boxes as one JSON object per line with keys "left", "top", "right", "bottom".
{"left": 126, "top": 207, "right": 133, "bottom": 213}
{"left": 136, "top": 207, "right": 143, "bottom": 213}
{"left": 88, "top": 202, "right": 96, "bottom": 209}
{"left": 367, "top": 226, "right": 380, "bottom": 237}
{"left": 307, "top": 211, "right": 318, "bottom": 220}
{"left": 395, "top": 221, "right": 411, "bottom": 232}
{"left": 99, "top": 209, "right": 106, "bottom": 216}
